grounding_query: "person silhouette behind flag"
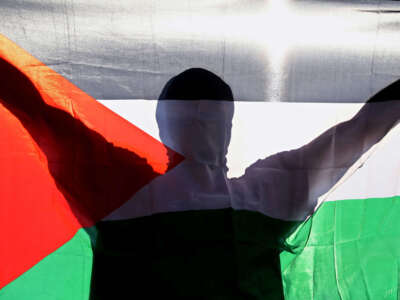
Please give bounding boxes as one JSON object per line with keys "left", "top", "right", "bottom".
{"left": 2, "top": 43, "right": 397, "bottom": 298}
{"left": 93, "top": 68, "right": 400, "bottom": 299}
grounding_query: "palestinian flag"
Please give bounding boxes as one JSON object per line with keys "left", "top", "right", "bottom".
{"left": 1, "top": 1, "right": 400, "bottom": 298}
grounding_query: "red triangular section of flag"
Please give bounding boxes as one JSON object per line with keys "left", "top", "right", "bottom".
{"left": 0, "top": 34, "right": 184, "bottom": 289}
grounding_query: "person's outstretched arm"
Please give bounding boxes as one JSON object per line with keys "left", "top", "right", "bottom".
{"left": 0, "top": 57, "right": 162, "bottom": 225}
{"left": 232, "top": 81, "right": 400, "bottom": 221}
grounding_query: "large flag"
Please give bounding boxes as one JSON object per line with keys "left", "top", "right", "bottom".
{"left": 1, "top": 1, "right": 400, "bottom": 299}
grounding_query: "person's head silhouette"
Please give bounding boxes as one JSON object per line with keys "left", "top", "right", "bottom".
{"left": 157, "top": 68, "right": 234, "bottom": 167}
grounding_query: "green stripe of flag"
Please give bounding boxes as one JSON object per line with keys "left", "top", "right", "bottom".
{"left": 281, "top": 196, "right": 400, "bottom": 300}
{"left": 0, "top": 229, "right": 96, "bottom": 300}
